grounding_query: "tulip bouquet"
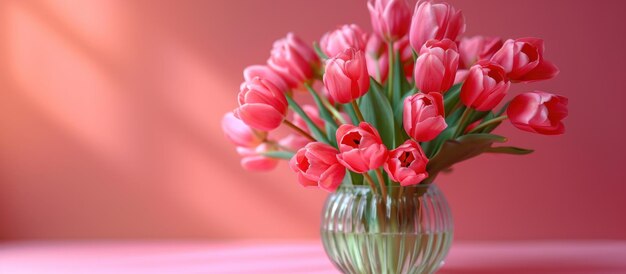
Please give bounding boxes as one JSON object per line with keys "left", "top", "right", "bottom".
{"left": 222, "top": 0, "right": 568, "bottom": 196}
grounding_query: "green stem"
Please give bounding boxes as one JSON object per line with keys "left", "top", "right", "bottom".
{"left": 449, "top": 100, "right": 462, "bottom": 117}
{"left": 325, "top": 102, "right": 347, "bottom": 124}
{"left": 350, "top": 101, "right": 365, "bottom": 123}
{"left": 387, "top": 40, "right": 395, "bottom": 100}
{"left": 363, "top": 173, "right": 379, "bottom": 196}
{"left": 375, "top": 168, "right": 388, "bottom": 198}
{"left": 283, "top": 120, "right": 316, "bottom": 142}
{"left": 304, "top": 83, "right": 347, "bottom": 124}
{"left": 469, "top": 115, "right": 508, "bottom": 134}
{"left": 285, "top": 94, "right": 330, "bottom": 143}
{"left": 365, "top": 172, "right": 387, "bottom": 233}
{"left": 453, "top": 107, "right": 474, "bottom": 138}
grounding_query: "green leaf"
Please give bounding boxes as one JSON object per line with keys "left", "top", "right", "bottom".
{"left": 286, "top": 95, "right": 330, "bottom": 144}
{"left": 486, "top": 146, "right": 534, "bottom": 155}
{"left": 391, "top": 47, "right": 411, "bottom": 109}
{"left": 469, "top": 110, "right": 490, "bottom": 124}
{"left": 342, "top": 103, "right": 359, "bottom": 125}
{"left": 422, "top": 106, "right": 462, "bottom": 157}
{"left": 262, "top": 151, "right": 295, "bottom": 160}
{"left": 443, "top": 83, "right": 462, "bottom": 115}
{"left": 482, "top": 111, "right": 496, "bottom": 122}
{"left": 445, "top": 107, "right": 464, "bottom": 125}
{"left": 393, "top": 91, "right": 413, "bottom": 145}
{"left": 305, "top": 84, "right": 338, "bottom": 146}
{"left": 482, "top": 101, "right": 510, "bottom": 133}
{"left": 457, "top": 133, "right": 507, "bottom": 143}
{"left": 422, "top": 125, "right": 455, "bottom": 158}
{"left": 427, "top": 133, "right": 507, "bottom": 174}
{"left": 359, "top": 77, "right": 396, "bottom": 148}
{"left": 313, "top": 41, "right": 329, "bottom": 60}
{"left": 349, "top": 171, "right": 363, "bottom": 186}
{"left": 496, "top": 101, "right": 510, "bottom": 117}
{"left": 386, "top": 42, "right": 413, "bottom": 148}
{"left": 305, "top": 84, "right": 337, "bottom": 127}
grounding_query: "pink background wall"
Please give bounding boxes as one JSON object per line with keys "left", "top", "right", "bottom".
{"left": 0, "top": 0, "right": 625, "bottom": 240}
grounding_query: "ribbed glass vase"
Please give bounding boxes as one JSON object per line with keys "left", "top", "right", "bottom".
{"left": 321, "top": 184, "right": 453, "bottom": 274}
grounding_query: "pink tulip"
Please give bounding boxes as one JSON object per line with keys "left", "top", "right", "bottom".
{"left": 409, "top": 0, "right": 465, "bottom": 51}
{"left": 403, "top": 92, "right": 447, "bottom": 142}
{"left": 384, "top": 140, "right": 429, "bottom": 186}
{"left": 336, "top": 122, "right": 388, "bottom": 173}
{"left": 458, "top": 36, "right": 503, "bottom": 68}
{"left": 320, "top": 24, "right": 368, "bottom": 58}
{"left": 490, "top": 38, "right": 559, "bottom": 82}
{"left": 222, "top": 112, "right": 266, "bottom": 148}
{"left": 365, "top": 35, "right": 414, "bottom": 82}
{"left": 289, "top": 142, "right": 346, "bottom": 192}
{"left": 279, "top": 134, "right": 310, "bottom": 152}
{"left": 323, "top": 48, "right": 370, "bottom": 104}
{"left": 236, "top": 143, "right": 279, "bottom": 172}
{"left": 235, "top": 77, "right": 288, "bottom": 131}
{"left": 367, "top": 0, "right": 412, "bottom": 41}
{"left": 507, "top": 91, "right": 568, "bottom": 135}
{"left": 414, "top": 39, "right": 459, "bottom": 93}
{"left": 292, "top": 105, "right": 325, "bottom": 133}
{"left": 243, "top": 65, "right": 289, "bottom": 94}
{"left": 461, "top": 61, "right": 510, "bottom": 111}
{"left": 268, "top": 33, "right": 320, "bottom": 88}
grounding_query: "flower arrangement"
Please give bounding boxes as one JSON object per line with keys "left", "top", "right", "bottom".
{"left": 222, "top": 0, "right": 568, "bottom": 195}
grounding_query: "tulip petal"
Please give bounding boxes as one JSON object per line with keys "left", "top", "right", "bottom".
{"left": 517, "top": 59, "right": 559, "bottom": 82}
{"left": 318, "top": 164, "right": 346, "bottom": 192}
{"left": 337, "top": 149, "right": 370, "bottom": 173}
{"left": 241, "top": 155, "right": 278, "bottom": 172}
{"left": 297, "top": 172, "right": 318, "bottom": 187}
{"left": 412, "top": 116, "right": 447, "bottom": 142}
{"left": 237, "top": 104, "right": 284, "bottom": 131}
{"left": 400, "top": 173, "right": 428, "bottom": 186}
{"left": 222, "top": 112, "right": 263, "bottom": 147}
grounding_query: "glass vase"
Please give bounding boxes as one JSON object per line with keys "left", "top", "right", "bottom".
{"left": 321, "top": 184, "right": 453, "bottom": 274}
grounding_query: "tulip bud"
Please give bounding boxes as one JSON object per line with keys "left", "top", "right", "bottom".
{"left": 490, "top": 37, "right": 559, "bottom": 83}
{"left": 461, "top": 61, "right": 510, "bottom": 111}
{"left": 222, "top": 112, "right": 266, "bottom": 148}
{"left": 507, "top": 91, "right": 568, "bottom": 135}
{"left": 236, "top": 143, "right": 279, "bottom": 172}
{"left": 268, "top": 33, "right": 320, "bottom": 88}
{"left": 409, "top": 0, "right": 465, "bottom": 51}
{"left": 320, "top": 24, "right": 368, "bottom": 58}
{"left": 384, "top": 140, "right": 429, "bottom": 186}
{"left": 289, "top": 142, "right": 346, "bottom": 192}
{"left": 336, "top": 122, "right": 388, "bottom": 173}
{"left": 243, "top": 65, "right": 289, "bottom": 94}
{"left": 403, "top": 92, "right": 447, "bottom": 142}
{"left": 414, "top": 39, "right": 459, "bottom": 94}
{"left": 235, "top": 77, "right": 288, "bottom": 131}
{"left": 365, "top": 35, "right": 414, "bottom": 83}
{"left": 458, "top": 36, "right": 503, "bottom": 69}
{"left": 323, "top": 48, "right": 370, "bottom": 104}
{"left": 367, "top": 0, "right": 412, "bottom": 41}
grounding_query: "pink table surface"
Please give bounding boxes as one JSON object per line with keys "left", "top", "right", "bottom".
{"left": 1, "top": 241, "right": 625, "bottom": 274}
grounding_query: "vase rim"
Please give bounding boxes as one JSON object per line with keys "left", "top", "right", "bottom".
{"left": 339, "top": 183, "right": 437, "bottom": 189}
